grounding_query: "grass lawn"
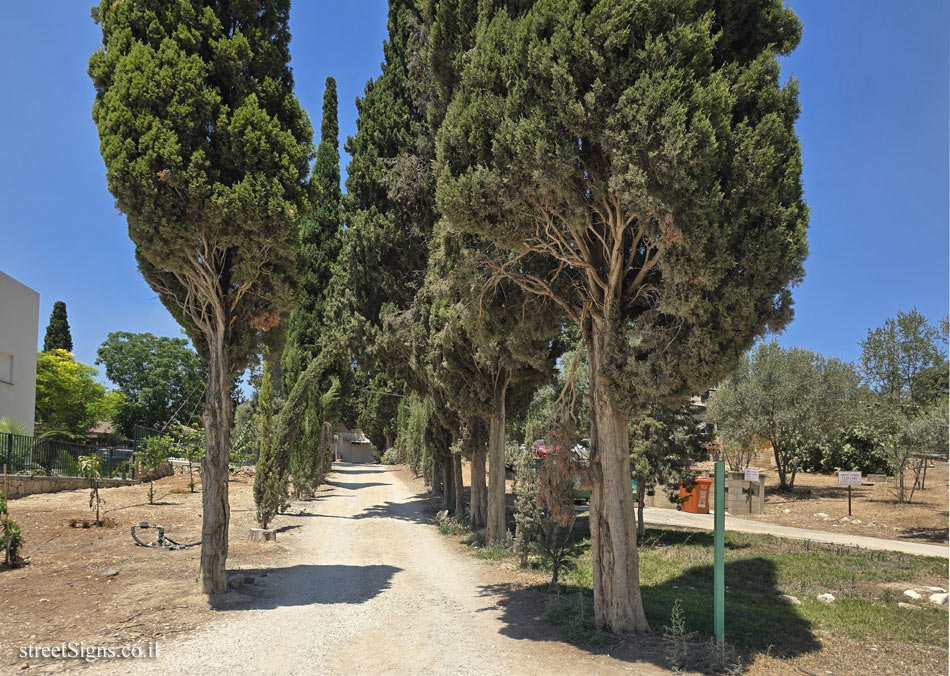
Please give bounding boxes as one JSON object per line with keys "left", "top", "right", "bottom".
{"left": 547, "top": 526, "right": 948, "bottom": 657}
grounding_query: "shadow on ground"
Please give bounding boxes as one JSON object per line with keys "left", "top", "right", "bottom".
{"left": 330, "top": 465, "right": 388, "bottom": 475}
{"left": 352, "top": 492, "right": 438, "bottom": 525}
{"left": 323, "top": 479, "right": 390, "bottom": 491}
{"left": 478, "top": 556, "right": 819, "bottom": 669}
{"left": 211, "top": 564, "right": 402, "bottom": 611}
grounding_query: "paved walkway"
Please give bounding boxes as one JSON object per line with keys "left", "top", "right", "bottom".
{"left": 639, "top": 507, "right": 948, "bottom": 558}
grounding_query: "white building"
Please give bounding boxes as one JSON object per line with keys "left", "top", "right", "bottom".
{"left": 0, "top": 271, "right": 39, "bottom": 433}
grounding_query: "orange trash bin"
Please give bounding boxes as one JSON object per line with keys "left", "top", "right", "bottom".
{"left": 679, "top": 477, "right": 713, "bottom": 514}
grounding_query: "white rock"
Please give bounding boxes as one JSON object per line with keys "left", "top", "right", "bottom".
{"left": 924, "top": 586, "right": 947, "bottom": 593}
{"left": 817, "top": 593, "right": 835, "bottom": 604}
{"left": 929, "top": 593, "right": 948, "bottom": 606}
{"left": 776, "top": 594, "right": 802, "bottom": 605}
{"left": 868, "top": 521, "right": 878, "bottom": 527}
{"left": 903, "top": 590, "right": 922, "bottom": 600}
{"left": 898, "top": 602, "right": 920, "bottom": 610}
{"left": 851, "top": 519, "right": 861, "bottom": 524}
{"left": 839, "top": 516, "right": 850, "bottom": 523}
{"left": 782, "top": 508, "right": 792, "bottom": 514}
{"left": 814, "top": 513, "right": 828, "bottom": 519}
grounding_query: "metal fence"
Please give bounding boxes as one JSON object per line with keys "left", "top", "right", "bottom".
{"left": 1, "top": 433, "right": 135, "bottom": 479}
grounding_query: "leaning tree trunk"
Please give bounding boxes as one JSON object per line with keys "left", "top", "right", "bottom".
{"left": 200, "top": 332, "right": 232, "bottom": 595}
{"left": 588, "top": 332, "right": 649, "bottom": 633}
{"left": 486, "top": 378, "right": 509, "bottom": 544}
{"left": 470, "top": 422, "right": 488, "bottom": 530}
{"left": 453, "top": 452, "right": 464, "bottom": 518}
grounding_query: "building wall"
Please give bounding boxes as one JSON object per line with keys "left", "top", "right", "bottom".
{"left": 0, "top": 271, "right": 39, "bottom": 433}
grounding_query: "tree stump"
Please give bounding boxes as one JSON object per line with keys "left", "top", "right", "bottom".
{"left": 249, "top": 528, "right": 277, "bottom": 542}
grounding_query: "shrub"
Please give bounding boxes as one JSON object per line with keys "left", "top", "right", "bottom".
{"left": 512, "top": 449, "right": 539, "bottom": 567}
{"left": 381, "top": 447, "right": 400, "bottom": 465}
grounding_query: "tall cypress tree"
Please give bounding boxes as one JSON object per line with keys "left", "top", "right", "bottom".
{"left": 89, "top": 1, "right": 313, "bottom": 593}
{"left": 283, "top": 77, "right": 342, "bottom": 390}
{"left": 436, "top": 0, "right": 808, "bottom": 633}
{"left": 43, "top": 301, "right": 73, "bottom": 353}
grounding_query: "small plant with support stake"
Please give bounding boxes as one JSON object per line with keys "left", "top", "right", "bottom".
{"left": 78, "top": 454, "right": 106, "bottom": 524}
{"left": 138, "top": 434, "right": 172, "bottom": 504}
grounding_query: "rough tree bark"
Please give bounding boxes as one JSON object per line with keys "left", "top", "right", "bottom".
{"left": 486, "top": 378, "right": 509, "bottom": 544}
{"left": 588, "top": 331, "right": 649, "bottom": 633}
{"left": 453, "top": 452, "right": 464, "bottom": 518}
{"left": 440, "top": 456, "right": 453, "bottom": 510}
{"left": 200, "top": 332, "right": 232, "bottom": 595}
{"left": 470, "top": 423, "right": 487, "bottom": 530}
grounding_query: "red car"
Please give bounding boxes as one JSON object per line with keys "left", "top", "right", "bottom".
{"left": 530, "top": 439, "right": 560, "bottom": 459}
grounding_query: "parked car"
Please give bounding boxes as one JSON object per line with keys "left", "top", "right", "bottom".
{"left": 530, "top": 439, "right": 560, "bottom": 459}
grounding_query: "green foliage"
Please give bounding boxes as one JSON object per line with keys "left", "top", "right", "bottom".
{"left": 0, "top": 417, "right": 29, "bottom": 436}
{"left": 2, "top": 518, "right": 24, "bottom": 567}
{"left": 139, "top": 433, "right": 171, "bottom": 504}
{"left": 860, "top": 309, "right": 948, "bottom": 409}
{"left": 88, "top": 1, "right": 313, "bottom": 366}
{"left": 96, "top": 332, "right": 205, "bottom": 437}
{"left": 886, "top": 399, "right": 949, "bottom": 503}
{"left": 78, "top": 454, "right": 105, "bottom": 523}
{"left": 283, "top": 76, "right": 342, "bottom": 391}
{"left": 705, "top": 342, "right": 864, "bottom": 490}
{"left": 230, "top": 401, "right": 259, "bottom": 466}
{"left": 396, "top": 392, "right": 435, "bottom": 479}
{"left": 436, "top": 0, "right": 808, "bottom": 415}
{"left": 43, "top": 301, "right": 73, "bottom": 353}
{"left": 175, "top": 424, "right": 204, "bottom": 493}
{"left": 35, "top": 349, "right": 123, "bottom": 437}
{"left": 630, "top": 402, "right": 714, "bottom": 511}
{"left": 512, "top": 447, "right": 539, "bottom": 567}
{"left": 253, "top": 360, "right": 283, "bottom": 527}
{"left": 381, "top": 447, "right": 400, "bottom": 465}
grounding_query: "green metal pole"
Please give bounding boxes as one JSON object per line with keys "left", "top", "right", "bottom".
{"left": 714, "top": 460, "right": 725, "bottom": 648}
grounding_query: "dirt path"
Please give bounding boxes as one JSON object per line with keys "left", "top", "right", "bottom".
{"left": 621, "top": 507, "right": 948, "bottom": 558}
{"left": 84, "top": 464, "right": 669, "bottom": 676}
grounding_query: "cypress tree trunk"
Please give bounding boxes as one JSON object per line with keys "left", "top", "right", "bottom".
{"left": 441, "top": 456, "right": 453, "bottom": 510}
{"left": 200, "top": 332, "right": 232, "bottom": 595}
{"left": 453, "top": 453, "right": 464, "bottom": 518}
{"left": 432, "top": 460, "right": 443, "bottom": 498}
{"left": 588, "top": 330, "right": 649, "bottom": 633}
{"left": 486, "top": 379, "right": 509, "bottom": 544}
{"left": 470, "top": 420, "right": 487, "bottom": 530}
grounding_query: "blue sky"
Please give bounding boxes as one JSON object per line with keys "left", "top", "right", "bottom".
{"left": 0, "top": 1, "right": 947, "bottom": 391}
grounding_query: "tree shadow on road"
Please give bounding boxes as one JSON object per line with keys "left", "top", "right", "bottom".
{"left": 477, "top": 556, "right": 819, "bottom": 669}
{"left": 323, "top": 479, "right": 390, "bottom": 491}
{"left": 331, "top": 465, "right": 388, "bottom": 475}
{"left": 211, "top": 564, "right": 402, "bottom": 611}
{"left": 351, "top": 492, "right": 438, "bottom": 525}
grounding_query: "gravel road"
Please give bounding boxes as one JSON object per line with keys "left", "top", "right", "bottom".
{"left": 88, "top": 463, "right": 668, "bottom": 676}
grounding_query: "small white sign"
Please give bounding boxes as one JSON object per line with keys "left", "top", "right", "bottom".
{"left": 837, "top": 471, "right": 862, "bottom": 486}
{"left": 744, "top": 468, "right": 760, "bottom": 482}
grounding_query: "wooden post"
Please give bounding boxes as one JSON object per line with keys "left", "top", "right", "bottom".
{"left": 848, "top": 485, "right": 852, "bottom": 517}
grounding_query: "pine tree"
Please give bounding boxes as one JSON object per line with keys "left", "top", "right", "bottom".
{"left": 89, "top": 1, "right": 313, "bottom": 593}
{"left": 283, "top": 77, "right": 342, "bottom": 390}
{"left": 436, "top": 0, "right": 808, "bottom": 633}
{"left": 43, "top": 301, "right": 73, "bottom": 353}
